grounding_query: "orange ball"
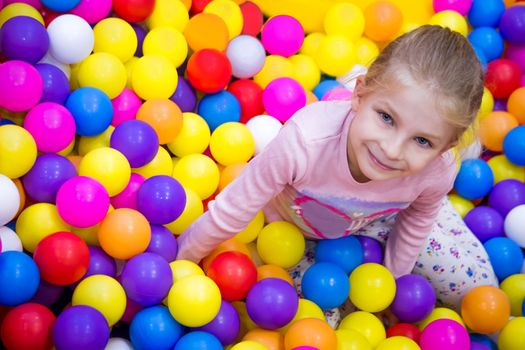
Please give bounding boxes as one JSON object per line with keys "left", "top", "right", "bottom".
{"left": 479, "top": 111, "right": 519, "bottom": 151}
{"left": 284, "top": 318, "right": 337, "bottom": 350}
{"left": 257, "top": 264, "right": 294, "bottom": 286}
{"left": 12, "top": 178, "right": 25, "bottom": 218}
{"left": 184, "top": 13, "right": 230, "bottom": 52}
{"left": 461, "top": 285, "right": 511, "bottom": 334}
{"left": 219, "top": 162, "right": 247, "bottom": 192}
{"left": 98, "top": 208, "right": 151, "bottom": 260}
{"left": 364, "top": 1, "right": 403, "bottom": 42}
{"left": 202, "top": 238, "right": 252, "bottom": 272}
{"left": 244, "top": 328, "right": 285, "bottom": 350}
{"left": 508, "top": 87, "right": 525, "bottom": 124}
{"left": 136, "top": 99, "right": 183, "bottom": 144}
{"left": 67, "top": 155, "right": 82, "bottom": 172}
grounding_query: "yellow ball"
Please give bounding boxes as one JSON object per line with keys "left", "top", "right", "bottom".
{"left": 167, "top": 113, "right": 211, "bottom": 157}
{"left": 147, "top": 0, "right": 189, "bottom": 32}
{"left": 336, "top": 329, "right": 372, "bottom": 350}
{"left": 501, "top": 274, "right": 525, "bottom": 316}
{"left": 93, "top": 17, "right": 137, "bottom": 62}
{"left": 125, "top": 56, "right": 139, "bottom": 89}
{"left": 498, "top": 317, "right": 525, "bottom": 350}
{"left": 235, "top": 211, "right": 265, "bottom": 244}
{"left": 279, "top": 298, "right": 326, "bottom": 334}
{"left": 0, "top": 125, "right": 37, "bottom": 179}
{"left": 315, "top": 35, "right": 356, "bottom": 77}
{"left": 167, "top": 275, "right": 221, "bottom": 327}
{"left": 78, "top": 53, "right": 127, "bottom": 99}
{"left": 233, "top": 301, "right": 258, "bottom": 334}
{"left": 429, "top": 10, "right": 468, "bottom": 37}
{"left": 376, "top": 336, "right": 420, "bottom": 350}
{"left": 324, "top": 3, "right": 365, "bottom": 42}
{"left": 418, "top": 307, "right": 465, "bottom": 330}
{"left": 79, "top": 147, "right": 131, "bottom": 196}
{"left": 349, "top": 263, "right": 396, "bottom": 313}
{"left": 165, "top": 187, "right": 204, "bottom": 235}
{"left": 203, "top": 0, "right": 243, "bottom": 39}
{"left": 0, "top": 3, "right": 44, "bottom": 27}
{"left": 478, "top": 87, "right": 494, "bottom": 120}
{"left": 448, "top": 194, "right": 474, "bottom": 218}
{"left": 256, "top": 221, "right": 305, "bottom": 269}
{"left": 355, "top": 37, "right": 380, "bottom": 67}
{"left": 133, "top": 146, "right": 173, "bottom": 178}
{"left": 69, "top": 62, "right": 81, "bottom": 90}
{"left": 488, "top": 154, "right": 525, "bottom": 183}
{"left": 300, "top": 32, "right": 325, "bottom": 58}
{"left": 57, "top": 138, "right": 76, "bottom": 157}
{"left": 254, "top": 55, "right": 294, "bottom": 89}
{"left": 210, "top": 122, "right": 255, "bottom": 166}
{"left": 131, "top": 54, "right": 178, "bottom": 100}
{"left": 289, "top": 54, "right": 321, "bottom": 91}
{"left": 143, "top": 27, "right": 188, "bottom": 68}
{"left": 72, "top": 224, "right": 101, "bottom": 246}
{"left": 169, "top": 260, "right": 205, "bottom": 283}
{"left": 78, "top": 126, "right": 114, "bottom": 156}
{"left": 338, "top": 311, "right": 386, "bottom": 348}
{"left": 72, "top": 275, "right": 126, "bottom": 326}
{"left": 16, "top": 203, "right": 71, "bottom": 253}
{"left": 230, "top": 341, "right": 269, "bottom": 350}
{"left": 172, "top": 154, "right": 220, "bottom": 200}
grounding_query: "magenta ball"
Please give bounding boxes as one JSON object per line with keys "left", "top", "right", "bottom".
{"left": 70, "top": 0, "right": 112, "bottom": 24}
{"left": 110, "top": 173, "right": 145, "bottom": 210}
{"left": 4, "top": 0, "right": 41, "bottom": 7}
{"left": 56, "top": 176, "right": 110, "bottom": 228}
{"left": 419, "top": 319, "right": 470, "bottom": 350}
{"left": 293, "top": 347, "right": 319, "bottom": 350}
{"left": 23, "top": 102, "right": 76, "bottom": 153}
{"left": 433, "top": 0, "right": 472, "bottom": 16}
{"left": 506, "top": 45, "right": 525, "bottom": 74}
{"left": 0, "top": 60, "right": 43, "bottom": 112}
{"left": 262, "top": 77, "right": 306, "bottom": 122}
{"left": 111, "top": 88, "right": 142, "bottom": 127}
{"left": 261, "top": 15, "right": 304, "bottom": 57}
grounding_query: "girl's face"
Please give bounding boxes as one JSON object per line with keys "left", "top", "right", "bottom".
{"left": 347, "top": 81, "right": 457, "bottom": 183}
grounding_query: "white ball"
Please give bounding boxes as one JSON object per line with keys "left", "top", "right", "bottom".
{"left": 246, "top": 115, "right": 283, "bottom": 156}
{"left": 0, "top": 174, "right": 20, "bottom": 226}
{"left": 0, "top": 226, "right": 23, "bottom": 252}
{"left": 105, "top": 338, "right": 134, "bottom": 350}
{"left": 504, "top": 204, "right": 525, "bottom": 247}
{"left": 226, "top": 35, "right": 266, "bottom": 79}
{"left": 47, "top": 14, "right": 94, "bottom": 64}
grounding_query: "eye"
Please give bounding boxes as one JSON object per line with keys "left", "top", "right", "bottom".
{"left": 379, "top": 112, "right": 393, "bottom": 124}
{"left": 415, "top": 136, "right": 432, "bottom": 148}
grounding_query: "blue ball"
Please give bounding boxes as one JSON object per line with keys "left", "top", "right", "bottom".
{"left": 0, "top": 251, "right": 40, "bottom": 306}
{"left": 503, "top": 126, "right": 525, "bottom": 166}
{"left": 130, "top": 306, "right": 184, "bottom": 350}
{"left": 484, "top": 237, "right": 523, "bottom": 282}
{"left": 468, "top": 0, "right": 505, "bottom": 28}
{"left": 65, "top": 87, "right": 113, "bottom": 136}
{"left": 41, "top": 0, "right": 81, "bottom": 12}
{"left": 315, "top": 236, "right": 364, "bottom": 274}
{"left": 313, "top": 79, "right": 343, "bottom": 100}
{"left": 472, "top": 45, "right": 487, "bottom": 72}
{"left": 174, "top": 331, "right": 223, "bottom": 350}
{"left": 470, "top": 333, "right": 498, "bottom": 350}
{"left": 454, "top": 159, "right": 494, "bottom": 200}
{"left": 468, "top": 27, "right": 505, "bottom": 62}
{"left": 197, "top": 91, "right": 241, "bottom": 131}
{"left": 302, "top": 262, "right": 350, "bottom": 310}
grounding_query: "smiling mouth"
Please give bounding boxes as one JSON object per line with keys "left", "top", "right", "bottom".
{"left": 368, "top": 149, "right": 397, "bottom": 171}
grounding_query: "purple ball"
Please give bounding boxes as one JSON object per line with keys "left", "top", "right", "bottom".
{"left": 356, "top": 236, "right": 384, "bottom": 264}
{"left": 131, "top": 23, "right": 147, "bottom": 57}
{"left": 493, "top": 98, "right": 507, "bottom": 111}
{"left": 110, "top": 120, "right": 159, "bottom": 168}
{"left": 120, "top": 252, "right": 174, "bottom": 307}
{"left": 170, "top": 76, "right": 197, "bottom": 112}
{"left": 35, "top": 63, "right": 70, "bottom": 105}
{"left": 471, "top": 342, "right": 491, "bottom": 350}
{"left": 30, "top": 280, "right": 64, "bottom": 306}
{"left": 85, "top": 246, "right": 117, "bottom": 278}
{"left": 499, "top": 5, "right": 525, "bottom": 45}
{"left": 391, "top": 274, "right": 436, "bottom": 323}
{"left": 0, "top": 16, "right": 49, "bottom": 64}
{"left": 463, "top": 206, "right": 504, "bottom": 243}
{"left": 246, "top": 278, "right": 298, "bottom": 329}
{"left": 137, "top": 175, "right": 186, "bottom": 225}
{"left": 146, "top": 225, "right": 178, "bottom": 262}
{"left": 22, "top": 154, "right": 77, "bottom": 203}
{"left": 52, "top": 305, "right": 110, "bottom": 350}
{"left": 194, "top": 300, "right": 240, "bottom": 346}
{"left": 488, "top": 179, "right": 525, "bottom": 216}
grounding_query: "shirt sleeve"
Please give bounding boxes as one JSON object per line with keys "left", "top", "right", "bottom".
{"left": 176, "top": 121, "right": 309, "bottom": 262}
{"left": 383, "top": 155, "right": 457, "bottom": 278}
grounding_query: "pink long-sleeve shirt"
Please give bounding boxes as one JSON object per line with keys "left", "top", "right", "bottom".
{"left": 177, "top": 100, "right": 457, "bottom": 278}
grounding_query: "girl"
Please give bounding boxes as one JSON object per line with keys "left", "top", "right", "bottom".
{"left": 177, "top": 25, "right": 497, "bottom": 320}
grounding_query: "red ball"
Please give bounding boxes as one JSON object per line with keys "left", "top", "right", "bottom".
{"left": 112, "top": 0, "right": 156, "bottom": 23}
{"left": 228, "top": 79, "right": 265, "bottom": 123}
{"left": 187, "top": 49, "right": 233, "bottom": 93}
{"left": 207, "top": 251, "right": 258, "bottom": 301}
{"left": 33, "top": 231, "right": 90, "bottom": 286}
{"left": 191, "top": 0, "right": 213, "bottom": 15}
{"left": 485, "top": 59, "right": 522, "bottom": 99}
{"left": 386, "top": 323, "right": 421, "bottom": 343}
{"left": 1, "top": 303, "right": 56, "bottom": 350}
{"left": 240, "top": 1, "right": 263, "bottom": 36}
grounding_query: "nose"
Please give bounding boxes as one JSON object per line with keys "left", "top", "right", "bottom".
{"left": 381, "top": 137, "right": 403, "bottom": 161}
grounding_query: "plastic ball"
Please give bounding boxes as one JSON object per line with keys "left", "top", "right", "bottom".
{"left": 349, "top": 263, "right": 396, "bottom": 313}
{"left": 488, "top": 179, "right": 525, "bottom": 216}
{"left": 324, "top": 3, "right": 365, "bottom": 42}
{"left": 0, "top": 226, "right": 23, "bottom": 252}
{"left": 195, "top": 90, "right": 241, "bottom": 130}
{"left": 257, "top": 264, "right": 294, "bottom": 286}
{"left": 429, "top": 10, "right": 468, "bottom": 37}
{"left": 484, "top": 237, "right": 524, "bottom": 281}
{"left": 42, "top": 0, "right": 80, "bottom": 11}
{"left": 227, "top": 80, "right": 264, "bottom": 124}
{"left": 335, "top": 329, "right": 372, "bottom": 350}
{"left": 243, "top": 328, "right": 284, "bottom": 350}
{"left": 130, "top": 306, "right": 183, "bottom": 350}
{"left": 85, "top": 246, "right": 117, "bottom": 278}
{"left": 461, "top": 285, "right": 510, "bottom": 334}
{"left": 315, "top": 35, "right": 356, "bottom": 77}
{"left": 454, "top": 159, "right": 494, "bottom": 200}
{"left": 0, "top": 175, "right": 20, "bottom": 226}
{"left": 111, "top": 89, "right": 140, "bottom": 126}
{"left": 313, "top": 79, "right": 344, "bottom": 100}
{"left": 0, "top": 60, "right": 43, "bottom": 112}
{"left": 391, "top": 274, "right": 436, "bottom": 323}
{"left": 284, "top": 318, "right": 337, "bottom": 350}
{"left": 184, "top": 13, "right": 229, "bottom": 52}
{"left": 165, "top": 187, "right": 204, "bottom": 235}
{"left": 468, "top": 27, "right": 504, "bottom": 62}
{"left": 187, "top": 49, "right": 232, "bottom": 93}
{"left": 167, "top": 275, "right": 222, "bottom": 327}
{"left": 47, "top": 14, "right": 94, "bottom": 64}
{"left": 0, "top": 3, "right": 44, "bottom": 26}
{"left": 504, "top": 204, "right": 525, "bottom": 247}
{"left": 227, "top": 35, "right": 266, "bottom": 79}
{"left": 376, "top": 336, "right": 420, "bottom": 350}
{"left": 169, "top": 260, "right": 205, "bottom": 284}
{"left": 166, "top": 114, "right": 209, "bottom": 157}
{"left": 35, "top": 63, "right": 70, "bottom": 105}
{"left": 464, "top": 206, "right": 504, "bottom": 243}
{"left": 501, "top": 274, "right": 525, "bottom": 316}
{"left": 356, "top": 235, "right": 384, "bottom": 264}
{"left": 487, "top": 154, "right": 525, "bottom": 183}
{"left": 112, "top": 0, "right": 155, "bottom": 23}
{"left": 419, "top": 319, "right": 470, "bottom": 350}
{"left": 137, "top": 99, "right": 182, "bottom": 146}
{"left": 245, "top": 115, "right": 282, "bottom": 156}
{"left": 419, "top": 307, "right": 466, "bottom": 330}
{"left": 508, "top": 87, "right": 525, "bottom": 124}
{"left": 289, "top": 54, "right": 321, "bottom": 92}
{"left": 0, "top": 251, "right": 40, "bottom": 306}
{"left": 261, "top": 15, "right": 304, "bottom": 57}
{"left": 467, "top": 0, "right": 505, "bottom": 28}
{"left": 257, "top": 221, "right": 305, "bottom": 269}
{"left": 485, "top": 59, "right": 522, "bottom": 99}
{"left": 174, "top": 331, "right": 223, "bottom": 350}
{"left": 240, "top": 1, "right": 263, "bottom": 36}
{"left": 314, "top": 236, "right": 363, "bottom": 274}
{"left": 132, "top": 146, "right": 173, "bottom": 178}
{"left": 93, "top": 17, "right": 137, "bottom": 63}
{"left": 301, "top": 262, "right": 349, "bottom": 310}
{"left": 262, "top": 77, "right": 306, "bottom": 123}
{"left": 0, "top": 16, "right": 48, "bottom": 64}
{"left": 364, "top": 1, "right": 403, "bottom": 42}
{"left": 194, "top": 300, "right": 240, "bottom": 345}
{"left": 172, "top": 154, "right": 220, "bottom": 200}
{"left": 498, "top": 317, "right": 525, "bottom": 350}
{"left": 210, "top": 122, "right": 255, "bottom": 166}
{"left": 301, "top": 32, "right": 325, "bottom": 57}
{"left": 386, "top": 323, "right": 421, "bottom": 343}
{"left": 0, "top": 125, "right": 36, "bottom": 179}
{"left": 110, "top": 173, "right": 144, "bottom": 211}
{"left": 143, "top": 26, "right": 188, "bottom": 68}
{"left": 77, "top": 52, "right": 127, "bottom": 99}
{"left": 433, "top": 0, "right": 473, "bottom": 16}
{"left": 499, "top": 5, "right": 525, "bottom": 45}
{"left": 203, "top": 0, "right": 243, "bottom": 39}
{"left": 246, "top": 278, "right": 298, "bottom": 330}
{"left": 132, "top": 54, "right": 178, "bottom": 100}
{"left": 52, "top": 305, "right": 110, "bottom": 350}
{"left": 98, "top": 208, "right": 151, "bottom": 260}
{"left": 170, "top": 76, "right": 197, "bottom": 113}
{"left": 110, "top": 120, "right": 158, "bottom": 168}
{"left": 254, "top": 55, "right": 295, "bottom": 89}
{"left": 137, "top": 175, "right": 186, "bottom": 225}
{"left": 146, "top": 225, "right": 178, "bottom": 262}
{"left": 146, "top": 0, "right": 189, "bottom": 31}
{"left": 70, "top": 0, "right": 112, "bottom": 25}
{"left": 65, "top": 86, "right": 113, "bottom": 136}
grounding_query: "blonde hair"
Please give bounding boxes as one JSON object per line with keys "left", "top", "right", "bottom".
{"left": 346, "top": 25, "right": 484, "bottom": 143}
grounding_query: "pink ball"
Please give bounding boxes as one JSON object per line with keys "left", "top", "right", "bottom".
{"left": 0, "top": 60, "right": 43, "bottom": 112}
{"left": 23, "top": 102, "right": 76, "bottom": 153}
{"left": 261, "top": 15, "right": 304, "bottom": 57}
{"left": 292, "top": 347, "right": 319, "bottom": 350}
{"left": 506, "top": 44, "right": 525, "bottom": 74}
{"left": 262, "top": 77, "right": 306, "bottom": 123}
{"left": 56, "top": 176, "right": 110, "bottom": 228}
{"left": 419, "top": 319, "right": 470, "bottom": 350}
{"left": 322, "top": 87, "right": 353, "bottom": 101}
{"left": 111, "top": 88, "right": 142, "bottom": 127}
{"left": 433, "top": 0, "right": 472, "bottom": 16}
{"left": 110, "top": 173, "right": 145, "bottom": 210}
{"left": 70, "top": 0, "right": 112, "bottom": 24}
{"left": 4, "top": 0, "right": 41, "bottom": 8}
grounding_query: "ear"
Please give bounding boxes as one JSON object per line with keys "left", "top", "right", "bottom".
{"left": 351, "top": 75, "right": 366, "bottom": 110}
